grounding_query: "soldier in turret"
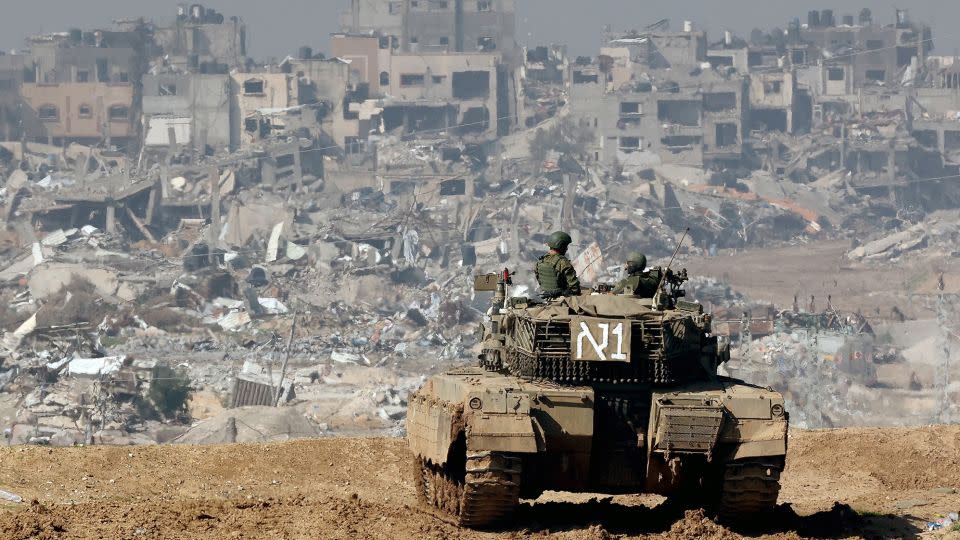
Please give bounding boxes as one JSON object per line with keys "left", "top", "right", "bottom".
{"left": 535, "top": 231, "right": 581, "bottom": 299}
{"left": 612, "top": 253, "right": 662, "bottom": 296}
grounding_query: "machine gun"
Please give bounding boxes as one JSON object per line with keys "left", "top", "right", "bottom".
{"left": 653, "top": 228, "right": 689, "bottom": 310}
{"left": 660, "top": 267, "right": 689, "bottom": 298}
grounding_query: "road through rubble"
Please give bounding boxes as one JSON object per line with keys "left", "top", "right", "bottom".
{"left": 1, "top": 426, "right": 959, "bottom": 539}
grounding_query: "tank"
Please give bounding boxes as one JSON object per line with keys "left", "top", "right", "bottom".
{"left": 407, "top": 268, "right": 789, "bottom": 528}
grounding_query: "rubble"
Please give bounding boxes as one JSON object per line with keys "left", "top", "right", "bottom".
{"left": 847, "top": 210, "right": 960, "bottom": 262}
{"left": 172, "top": 406, "right": 322, "bottom": 444}
{"left": 0, "top": 3, "right": 954, "bottom": 448}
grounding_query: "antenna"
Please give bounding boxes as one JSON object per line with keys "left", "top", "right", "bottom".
{"left": 653, "top": 228, "right": 689, "bottom": 309}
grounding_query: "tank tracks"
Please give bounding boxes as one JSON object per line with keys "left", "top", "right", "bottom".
{"left": 718, "top": 460, "right": 782, "bottom": 521}
{"left": 414, "top": 451, "right": 522, "bottom": 528}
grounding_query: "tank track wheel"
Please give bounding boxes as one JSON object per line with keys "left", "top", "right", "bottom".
{"left": 718, "top": 459, "right": 782, "bottom": 522}
{"left": 414, "top": 451, "right": 522, "bottom": 528}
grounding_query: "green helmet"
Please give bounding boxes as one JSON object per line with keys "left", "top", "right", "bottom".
{"left": 626, "top": 252, "right": 647, "bottom": 270}
{"left": 546, "top": 231, "right": 573, "bottom": 250}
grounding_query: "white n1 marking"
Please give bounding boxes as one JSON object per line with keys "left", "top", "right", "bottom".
{"left": 577, "top": 321, "right": 608, "bottom": 360}
{"left": 610, "top": 322, "right": 627, "bottom": 360}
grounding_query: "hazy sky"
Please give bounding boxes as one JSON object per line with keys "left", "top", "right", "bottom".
{"left": 3, "top": 1, "right": 960, "bottom": 59}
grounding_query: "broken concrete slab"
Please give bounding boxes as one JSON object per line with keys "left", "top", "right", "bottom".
{"left": 848, "top": 224, "right": 927, "bottom": 260}
{"left": 223, "top": 203, "right": 294, "bottom": 247}
{"left": 258, "top": 298, "right": 288, "bottom": 315}
{"left": 28, "top": 263, "right": 121, "bottom": 300}
{"left": 266, "top": 222, "right": 284, "bottom": 263}
{"left": 218, "top": 311, "right": 252, "bottom": 331}
{"left": 66, "top": 356, "right": 125, "bottom": 377}
{"left": 2, "top": 313, "right": 37, "bottom": 353}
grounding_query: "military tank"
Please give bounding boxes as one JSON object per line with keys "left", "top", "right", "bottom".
{"left": 407, "top": 266, "right": 788, "bottom": 528}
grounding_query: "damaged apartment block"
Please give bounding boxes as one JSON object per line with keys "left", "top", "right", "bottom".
{"left": 1, "top": 0, "right": 960, "bottom": 454}
{"left": 332, "top": 0, "right": 519, "bottom": 148}
{"left": 572, "top": 42, "right": 748, "bottom": 169}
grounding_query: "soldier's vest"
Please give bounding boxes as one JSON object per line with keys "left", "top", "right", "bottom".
{"left": 535, "top": 255, "right": 562, "bottom": 291}
{"left": 618, "top": 275, "right": 641, "bottom": 293}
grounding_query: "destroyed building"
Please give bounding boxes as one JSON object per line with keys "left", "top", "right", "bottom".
{"left": 142, "top": 73, "right": 232, "bottom": 152}
{"left": 280, "top": 53, "right": 352, "bottom": 151}
{"left": 231, "top": 72, "right": 300, "bottom": 148}
{"left": 798, "top": 8, "right": 931, "bottom": 92}
{"left": 522, "top": 45, "right": 567, "bottom": 84}
{"left": 572, "top": 25, "right": 750, "bottom": 169}
{"left": 330, "top": 41, "right": 512, "bottom": 146}
{"left": 26, "top": 29, "right": 143, "bottom": 85}
{"left": 153, "top": 3, "right": 249, "bottom": 71}
{"left": 335, "top": 0, "right": 519, "bottom": 142}
{"left": 0, "top": 53, "right": 27, "bottom": 142}
{"left": 12, "top": 28, "right": 152, "bottom": 150}
{"left": 0, "top": 2, "right": 958, "bottom": 447}
{"left": 342, "top": 0, "right": 518, "bottom": 63}
{"left": 749, "top": 71, "right": 801, "bottom": 133}
{"left": 383, "top": 53, "right": 502, "bottom": 138}
{"left": 19, "top": 82, "right": 135, "bottom": 148}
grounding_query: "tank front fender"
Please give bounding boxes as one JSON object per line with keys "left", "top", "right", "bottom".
{"left": 466, "top": 413, "right": 540, "bottom": 453}
{"left": 407, "top": 394, "right": 464, "bottom": 466}
{"left": 719, "top": 417, "right": 789, "bottom": 460}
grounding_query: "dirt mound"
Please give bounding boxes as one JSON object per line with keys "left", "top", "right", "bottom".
{"left": 656, "top": 510, "right": 744, "bottom": 540}
{"left": 788, "top": 426, "right": 960, "bottom": 490}
{"left": 0, "top": 426, "right": 956, "bottom": 538}
{"left": 0, "top": 497, "right": 457, "bottom": 540}
{"left": 0, "top": 502, "right": 66, "bottom": 540}
{"left": 172, "top": 406, "right": 322, "bottom": 444}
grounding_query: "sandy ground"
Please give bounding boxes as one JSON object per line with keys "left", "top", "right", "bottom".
{"left": 0, "top": 426, "right": 959, "bottom": 539}
{"left": 677, "top": 240, "right": 959, "bottom": 320}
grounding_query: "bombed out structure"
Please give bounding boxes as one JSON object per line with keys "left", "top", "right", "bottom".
{"left": 0, "top": 1, "right": 957, "bottom": 450}
{"left": 568, "top": 9, "right": 960, "bottom": 211}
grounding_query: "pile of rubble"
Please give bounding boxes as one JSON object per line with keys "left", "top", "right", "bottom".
{"left": 6, "top": 7, "right": 960, "bottom": 450}
{"left": 847, "top": 209, "right": 960, "bottom": 263}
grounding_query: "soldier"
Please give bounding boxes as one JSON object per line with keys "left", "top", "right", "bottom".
{"left": 612, "top": 253, "right": 661, "bottom": 296}
{"left": 535, "top": 231, "right": 581, "bottom": 299}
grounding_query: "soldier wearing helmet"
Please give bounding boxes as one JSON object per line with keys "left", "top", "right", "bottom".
{"left": 612, "top": 252, "right": 662, "bottom": 296}
{"left": 535, "top": 231, "right": 581, "bottom": 299}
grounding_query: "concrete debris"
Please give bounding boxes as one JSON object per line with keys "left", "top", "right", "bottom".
{"left": 0, "top": 3, "right": 955, "bottom": 449}
{"left": 572, "top": 243, "right": 604, "bottom": 284}
{"left": 848, "top": 224, "right": 927, "bottom": 261}
{"left": 258, "top": 298, "right": 288, "bottom": 315}
{"left": 217, "top": 310, "right": 252, "bottom": 331}
{"left": 2, "top": 313, "right": 37, "bottom": 353}
{"left": 65, "top": 355, "right": 126, "bottom": 377}
{"left": 847, "top": 210, "right": 960, "bottom": 263}
{"left": 266, "top": 222, "right": 284, "bottom": 263}
{"left": 28, "top": 264, "right": 121, "bottom": 300}
{"left": 172, "top": 407, "right": 320, "bottom": 444}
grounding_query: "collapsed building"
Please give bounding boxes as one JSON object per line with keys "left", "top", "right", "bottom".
{"left": 153, "top": 4, "right": 249, "bottom": 71}
{"left": 0, "top": 3, "right": 957, "bottom": 445}
{"left": 341, "top": 0, "right": 518, "bottom": 62}
{"left": 142, "top": 73, "right": 232, "bottom": 152}
{"left": 565, "top": 10, "right": 960, "bottom": 218}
